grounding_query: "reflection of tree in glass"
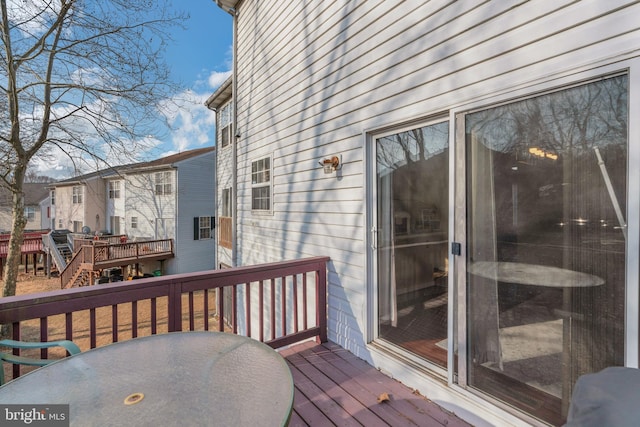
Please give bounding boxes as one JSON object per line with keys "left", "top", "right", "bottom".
{"left": 376, "top": 122, "right": 449, "bottom": 173}
{"left": 466, "top": 75, "right": 627, "bottom": 155}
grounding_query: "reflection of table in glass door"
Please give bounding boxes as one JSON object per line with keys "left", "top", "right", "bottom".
{"left": 468, "top": 261, "right": 604, "bottom": 414}
{"left": 0, "top": 332, "right": 294, "bottom": 426}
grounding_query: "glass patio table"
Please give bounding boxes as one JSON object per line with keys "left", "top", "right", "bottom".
{"left": 0, "top": 331, "right": 294, "bottom": 426}
{"left": 467, "top": 261, "right": 605, "bottom": 288}
{"left": 468, "top": 261, "right": 605, "bottom": 416}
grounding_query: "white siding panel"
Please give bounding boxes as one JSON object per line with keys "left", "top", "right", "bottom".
{"left": 233, "top": 1, "right": 640, "bottom": 411}
{"left": 239, "top": 0, "right": 636, "bottom": 153}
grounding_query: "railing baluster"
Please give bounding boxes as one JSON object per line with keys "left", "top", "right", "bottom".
{"left": 217, "top": 288, "right": 224, "bottom": 332}
{"left": 270, "top": 278, "right": 276, "bottom": 340}
{"left": 245, "top": 282, "right": 251, "bottom": 338}
{"left": 65, "top": 313, "right": 73, "bottom": 341}
{"left": 316, "top": 263, "right": 328, "bottom": 343}
{"left": 132, "top": 301, "right": 138, "bottom": 338}
{"left": 281, "top": 276, "right": 286, "bottom": 338}
{"left": 90, "top": 308, "right": 97, "bottom": 348}
{"left": 232, "top": 284, "right": 237, "bottom": 334}
{"left": 203, "top": 289, "right": 209, "bottom": 331}
{"left": 293, "top": 274, "right": 298, "bottom": 333}
{"left": 39, "top": 318, "right": 48, "bottom": 359}
{"left": 259, "top": 280, "right": 264, "bottom": 342}
{"left": 151, "top": 298, "right": 157, "bottom": 335}
{"left": 302, "top": 272, "right": 308, "bottom": 331}
{"left": 112, "top": 305, "right": 118, "bottom": 343}
{"left": 11, "top": 321, "right": 20, "bottom": 378}
{"left": 189, "top": 292, "right": 195, "bottom": 331}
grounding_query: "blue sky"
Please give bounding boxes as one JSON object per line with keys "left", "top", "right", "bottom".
{"left": 25, "top": 1, "right": 233, "bottom": 179}
{"left": 167, "top": 1, "right": 233, "bottom": 89}
{"left": 151, "top": 1, "right": 233, "bottom": 155}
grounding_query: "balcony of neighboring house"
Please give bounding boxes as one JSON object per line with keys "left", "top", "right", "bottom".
{"left": 218, "top": 216, "right": 232, "bottom": 249}
{"left": 0, "top": 230, "right": 49, "bottom": 276}
{"left": 59, "top": 235, "right": 174, "bottom": 289}
{"left": 0, "top": 257, "right": 471, "bottom": 426}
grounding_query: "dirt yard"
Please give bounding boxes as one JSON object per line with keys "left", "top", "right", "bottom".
{"left": 1, "top": 269, "right": 221, "bottom": 382}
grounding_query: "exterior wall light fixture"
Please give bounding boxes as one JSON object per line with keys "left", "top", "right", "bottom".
{"left": 319, "top": 155, "right": 341, "bottom": 174}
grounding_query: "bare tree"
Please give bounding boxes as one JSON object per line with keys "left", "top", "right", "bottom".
{"left": 0, "top": 0, "right": 186, "bottom": 299}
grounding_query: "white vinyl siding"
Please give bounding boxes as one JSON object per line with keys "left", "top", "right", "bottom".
{"left": 230, "top": 1, "right": 640, "bottom": 424}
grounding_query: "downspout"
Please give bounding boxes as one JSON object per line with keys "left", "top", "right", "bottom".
{"left": 231, "top": 8, "right": 238, "bottom": 267}
{"left": 215, "top": 1, "right": 239, "bottom": 267}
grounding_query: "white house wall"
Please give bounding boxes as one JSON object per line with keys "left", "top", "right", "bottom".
{"left": 106, "top": 179, "right": 125, "bottom": 234}
{"left": 217, "top": 105, "right": 234, "bottom": 268}
{"left": 175, "top": 151, "right": 217, "bottom": 274}
{"left": 124, "top": 170, "right": 176, "bottom": 241}
{"left": 84, "top": 179, "right": 106, "bottom": 233}
{"left": 233, "top": 0, "right": 640, "bottom": 424}
{"left": 53, "top": 180, "right": 104, "bottom": 232}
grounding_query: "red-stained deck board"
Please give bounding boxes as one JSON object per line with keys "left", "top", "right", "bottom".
{"left": 281, "top": 341, "right": 473, "bottom": 427}
{"left": 287, "top": 353, "right": 384, "bottom": 426}
{"left": 315, "top": 343, "right": 472, "bottom": 427}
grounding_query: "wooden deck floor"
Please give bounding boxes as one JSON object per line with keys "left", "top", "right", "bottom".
{"left": 280, "top": 341, "right": 473, "bottom": 427}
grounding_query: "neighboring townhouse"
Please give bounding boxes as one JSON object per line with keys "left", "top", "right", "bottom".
{"left": 50, "top": 147, "right": 217, "bottom": 277}
{"left": 206, "top": 76, "right": 233, "bottom": 268}
{"left": 52, "top": 172, "right": 106, "bottom": 234}
{"left": 211, "top": 1, "right": 638, "bottom": 426}
{"left": 0, "top": 183, "right": 50, "bottom": 233}
{"left": 115, "top": 147, "right": 217, "bottom": 275}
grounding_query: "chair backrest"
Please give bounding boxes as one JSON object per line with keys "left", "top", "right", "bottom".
{"left": 0, "top": 339, "right": 81, "bottom": 385}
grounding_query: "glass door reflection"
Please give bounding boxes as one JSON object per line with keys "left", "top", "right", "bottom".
{"left": 375, "top": 121, "right": 449, "bottom": 368}
{"left": 464, "top": 75, "right": 627, "bottom": 426}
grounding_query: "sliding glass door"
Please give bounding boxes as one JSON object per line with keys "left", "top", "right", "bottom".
{"left": 373, "top": 120, "right": 449, "bottom": 368}
{"left": 463, "top": 74, "right": 628, "bottom": 425}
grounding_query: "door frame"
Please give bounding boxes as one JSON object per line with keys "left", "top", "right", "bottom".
{"left": 451, "top": 62, "right": 640, "bottom": 401}
{"left": 365, "top": 114, "right": 452, "bottom": 378}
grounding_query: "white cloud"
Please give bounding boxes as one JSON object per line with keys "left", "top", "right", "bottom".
{"left": 208, "top": 70, "right": 232, "bottom": 89}
{"left": 158, "top": 89, "right": 217, "bottom": 153}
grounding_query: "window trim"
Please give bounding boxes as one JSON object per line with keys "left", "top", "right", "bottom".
{"left": 250, "top": 155, "right": 273, "bottom": 214}
{"left": 24, "top": 206, "right": 36, "bottom": 221}
{"left": 72, "top": 186, "right": 83, "bottom": 204}
{"left": 194, "top": 216, "right": 215, "bottom": 240}
{"left": 219, "top": 101, "right": 233, "bottom": 149}
{"left": 108, "top": 181, "right": 121, "bottom": 199}
{"left": 221, "top": 188, "right": 232, "bottom": 217}
{"left": 154, "top": 171, "right": 173, "bottom": 196}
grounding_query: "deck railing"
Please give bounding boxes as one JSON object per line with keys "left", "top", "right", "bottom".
{"left": 0, "top": 233, "right": 48, "bottom": 257}
{"left": 60, "top": 239, "right": 175, "bottom": 287}
{"left": 0, "top": 256, "right": 329, "bottom": 382}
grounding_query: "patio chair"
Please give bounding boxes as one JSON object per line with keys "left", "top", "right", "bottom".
{"left": 0, "top": 339, "right": 81, "bottom": 385}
